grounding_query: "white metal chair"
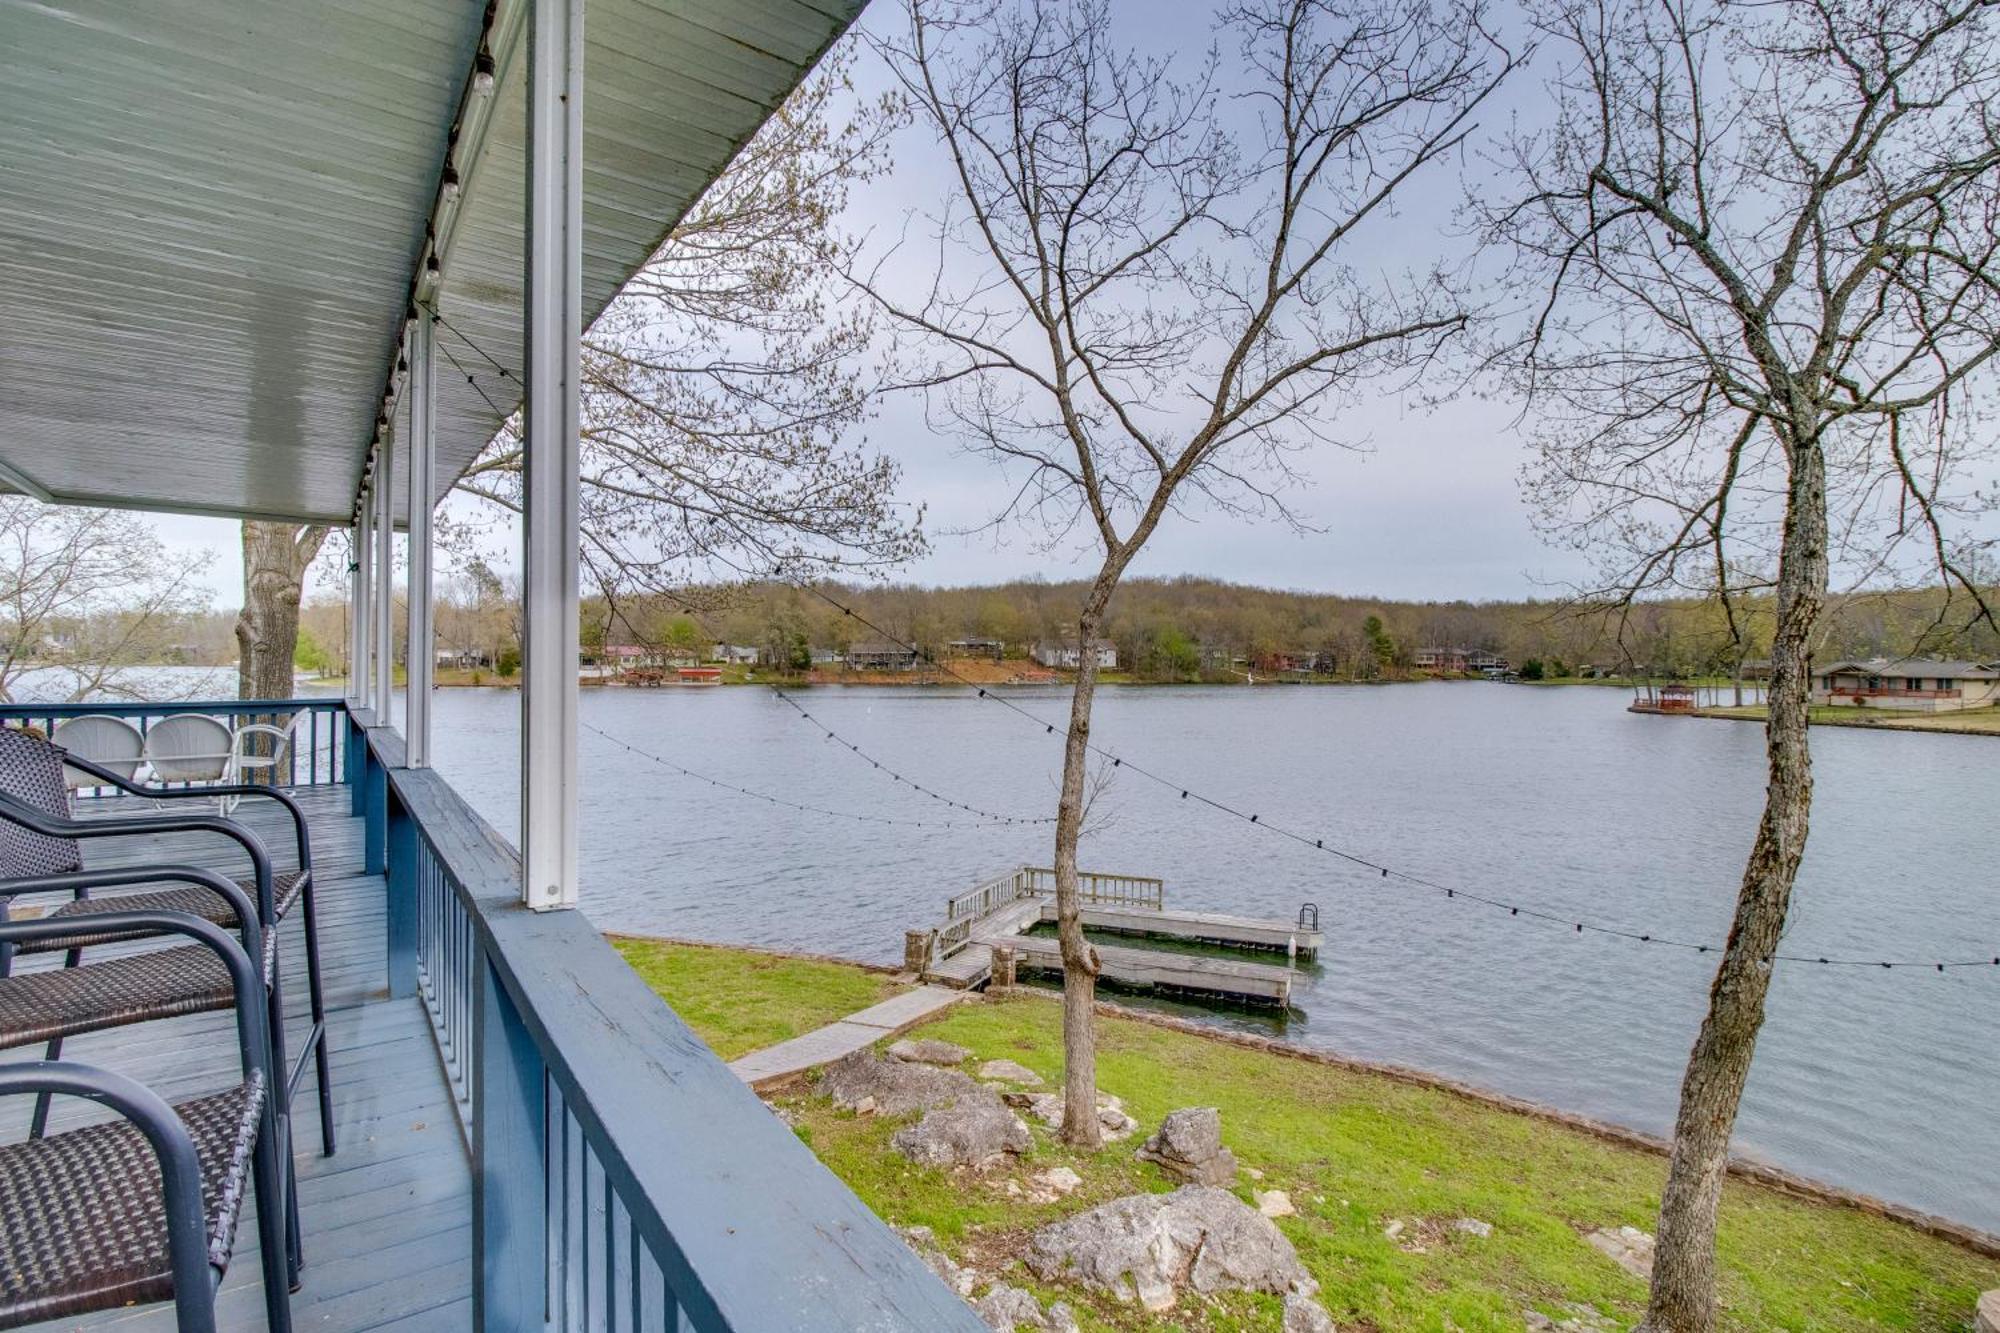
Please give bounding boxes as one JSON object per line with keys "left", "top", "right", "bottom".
{"left": 49, "top": 715, "right": 145, "bottom": 792}
{"left": 139, "top": 714, "right": 235, "bottom": 805}
{"left": 221, "top": 710, "right": 312, "bottom": 814}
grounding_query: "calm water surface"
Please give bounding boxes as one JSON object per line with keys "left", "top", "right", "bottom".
{"left": 420, "top": 682, "right": 1997, "bottom": 1231}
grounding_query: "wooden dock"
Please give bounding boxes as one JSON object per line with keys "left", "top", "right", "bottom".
{"left": 912, "top": 867, "right": 1314, "bottom": 1007}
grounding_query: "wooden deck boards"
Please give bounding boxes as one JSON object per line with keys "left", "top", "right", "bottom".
{"left": 2, "top": 786, "right": 472, "bottom": 1332}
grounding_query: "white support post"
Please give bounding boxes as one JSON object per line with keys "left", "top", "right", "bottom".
{"left": 373, "top": 430, "right": 396, "bottom": 728}
{"left": 520, "top": 0, "right": 584, "bottom": 910}
{"left": 347, "top": 521, "right": 365, "bottom": 707}
{"left": 354, "top": 485, "right": 375, "bottom": 722}
{"left": 407, "top": 318, "right": 437, "bottom": 768}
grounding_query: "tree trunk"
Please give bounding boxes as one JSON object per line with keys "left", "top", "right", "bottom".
{"left": 1641, "top": 427, "right": 1828, "bottom": 1333}
{"left": 1055, "top": 573, "right": 1115, "bottom": 1148}
{"left": 235, "top": 522, "right": 330, "bottom": 702}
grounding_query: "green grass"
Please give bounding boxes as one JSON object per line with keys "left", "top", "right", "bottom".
{"left": 1697, "top": 703, "right": 2000, "bottom": 736}
{"left": 608, "top": 936, "right": 900, "bottom": 1061}
{"left": 611, "top": 941, "right": 1996, "bottom": 1329}
{"left": 800, "top": 996, "right": 1996, "bottom": 1330}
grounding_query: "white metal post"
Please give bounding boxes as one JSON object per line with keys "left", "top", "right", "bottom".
{"left": 520, "top": 0, "right": 583, "bottom": 910}
{"left": 347, "top": 522, "right": 365, "bottom": 707}
{"left": 354, "top": 484, "right": 375, "bottom": 722}
{"left": 407, "top": 318, "right": 437, "bottom": 767}
{"left": 373, "top": 430, "right": 396, "bottom": 727}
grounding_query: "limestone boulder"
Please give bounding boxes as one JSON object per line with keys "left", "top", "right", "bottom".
{"left": 978, "top": 1058, "right": 1045, "bottom": 1086}
{"left": 1136, "top": 1106, "right": 1237, "bottom": 1186}
{"left": 820, "top": 1052, "right": 976, "bottom": 1117}
{"left": 1584, "top": 1225, "right": 1654, "bottom": 1279}
{"left": 1257, "top": 1189, "right": 1297, "bottom": 1218}
{"left": 889, "top": 1037, "right": 971, "bottom": 1066}
{"left": 1024, "top": 1185, "right": 1308, "bottom": 1312}
{"left": 896, "top": 1225, "right": 977, "bottom": 1298}
{"left": 1976, "top": 1289, "right": 2000, "bottom": 1333}
{"left": 891, "top": 1091, "right": 1031, "bottom": 1168}
{"left": 973, "top": 1284, "right": 1079, "bottom": 1333}
{"left": 1282, "top": 1289, "right": 1341, "bottom": 1333}
{"left": 1010, "top": 1089, "right": 1139, "bottom": 1141}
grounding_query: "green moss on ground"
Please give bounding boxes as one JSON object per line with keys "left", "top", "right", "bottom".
{"left": 608, "top": 936, "right": 899, "bottom": 1061}
{"left": 621, "top": 942, "right": 1998, "bottom": 1331}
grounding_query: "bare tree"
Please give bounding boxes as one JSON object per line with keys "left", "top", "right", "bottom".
{"left": 1482, "top": 0, "right": 2000, "bottom": 1325}
{"left": 866, "top": 0, "right": 1510, "bottom": 1145}
{"left": 235, "top": 46, "right": 924, "bottom": 698}
{"left": 237, "top": 522, "right": 332, "bottom": 700}
{"left": 0, "top": 498, "right": 214, "bottom": 703}
{"left": 450, "top": 44, "right": 924, "bottom": 619}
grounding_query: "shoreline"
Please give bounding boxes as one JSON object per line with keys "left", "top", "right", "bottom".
{"left": 1681, "top": 703, "right": 2000, "bottom": 738}
{"left": 617, "top": 931, "right": 2000, "bottom": 1260}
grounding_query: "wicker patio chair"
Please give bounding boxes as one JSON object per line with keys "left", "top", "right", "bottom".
{"left": 0, "top": 909, "right": 292, "bottom": 1333}
{"left": 0, "top": 727, "right": 334, "bottom": 1156}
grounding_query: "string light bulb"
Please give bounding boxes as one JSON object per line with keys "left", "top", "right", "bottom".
{"left": 473, "top": 45, "right": 497, "bottom": 95}
{"left": 440, "top": 163, "right": 461, "bottom": 205}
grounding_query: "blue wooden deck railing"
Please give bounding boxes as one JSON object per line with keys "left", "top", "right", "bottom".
{"left": 353, "top": 713, "right": 984, "bottom": 1330}
{"left": 3, "top": 693, "right": 981, "bottom": 1328}
{"left": 0, "top": 696, "right": 350, "bottom": 791}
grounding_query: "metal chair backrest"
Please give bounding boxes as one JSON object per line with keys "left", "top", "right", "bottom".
{"left": 51, "top": 714, "right": 145, "bottom": 791}
{"left": 0, "top": 727, "right": 83, "bottom": 878}
{"left": 142, "top": 714, "right": 233, "bottom": 783}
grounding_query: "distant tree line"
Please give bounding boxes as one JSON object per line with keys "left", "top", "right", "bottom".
{"left": 531, "top": 575, "right": 2000, "bottom": 681}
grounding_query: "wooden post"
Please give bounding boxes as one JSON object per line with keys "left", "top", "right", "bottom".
{"left": 363, "top": 732, "right": 388, "bottom": 876}
{"left": 991, "top": 945, "right": 1016, "bottom": 990}
{"left": 473, "top": 953, "right": 549, "bottom": 1329}
{"left": 904, "top": 930, "right": 932, "bottom": 976}
{"left": 386, "top": 785, "right": 417, "bottom": 999}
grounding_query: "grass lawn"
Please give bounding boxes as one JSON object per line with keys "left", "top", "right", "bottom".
{"left": 608, "top": 936, "right": 901, "bottom": 1061}
{"left": 1697, "top": 703, "right": 2000, "bottom": 736}
{"left": 615, "top": 941, "right": 1997, "bottom": 1331}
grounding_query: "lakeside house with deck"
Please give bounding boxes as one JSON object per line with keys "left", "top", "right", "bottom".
{"left": 846, "top": 640, "right": 923, "bottom": 671}
{"left": 1033, "top": 638, "right": 1119, "bottom": 670}
{"left": 1812, "top": 658, "right": 2000, "bottom": 710}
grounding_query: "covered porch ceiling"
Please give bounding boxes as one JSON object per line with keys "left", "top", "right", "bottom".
{"left": 0, "top": 0, "right": 864, "bottom": 527}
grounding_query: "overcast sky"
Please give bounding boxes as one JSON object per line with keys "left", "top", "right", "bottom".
{"left": 160, "top": 1, "right": 1597, "bottom": 610}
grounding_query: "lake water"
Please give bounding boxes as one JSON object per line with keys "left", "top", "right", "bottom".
{"left": 407, "top": 684, "right": 1992, "bottom": 1230}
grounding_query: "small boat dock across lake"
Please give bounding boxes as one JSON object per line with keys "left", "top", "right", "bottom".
{"left": 907, "top": 867, "right": 1320, "bottom": 1008}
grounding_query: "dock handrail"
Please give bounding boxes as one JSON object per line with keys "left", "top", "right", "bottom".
{"left": 1018, "top": 866, "right": 1164, "bottom": 909}
{"left": 933, "top": 866, "right": 1168, "bottom": 959}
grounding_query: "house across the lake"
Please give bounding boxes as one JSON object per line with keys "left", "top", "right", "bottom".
{"left": 1032, "top": 638, "right": 1119, "bottom": 670}
{"left": 847, "top": 640, "right": 922, "bottom": 671}
{"left": 945, "top": 637, "right": 1005, "bottom": 660}
{"left": 1812, "top": 658, "right": 2000, "bottom": 710}
{"left": 1415, "top": 646, "right": 1509, "bottom": 674}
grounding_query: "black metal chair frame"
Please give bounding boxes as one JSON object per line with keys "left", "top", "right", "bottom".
{"left": 0, "top": 755, "right": 335, "bottom": 1160}
{"left": 0, "top": 859, "right": 305, "bottom": 1286}
{"left": 0, "top": 909, "right": 292, "bottom": 1333}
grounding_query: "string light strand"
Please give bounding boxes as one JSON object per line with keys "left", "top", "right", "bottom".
{"left": 438, "top": 317, "right": 1997, "bottom": 975}
{"left": 580, "top": 720, "right": 1029, "bottom": 832}
{"left": 769, "top": 688, "right": 1054, "bottom": 825}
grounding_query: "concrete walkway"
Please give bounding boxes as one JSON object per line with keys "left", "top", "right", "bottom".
{"left": 729, "top": 985, "right": 968, "bottom": 1089}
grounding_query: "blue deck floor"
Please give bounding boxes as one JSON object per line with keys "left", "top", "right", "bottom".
{"left": 2, "top": 786, "right": 472, "bottom": 1331}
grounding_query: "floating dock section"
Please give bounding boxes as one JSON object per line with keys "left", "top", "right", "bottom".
{"left": 911, "top": 867, "right": 1319, "bottom": 1007}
